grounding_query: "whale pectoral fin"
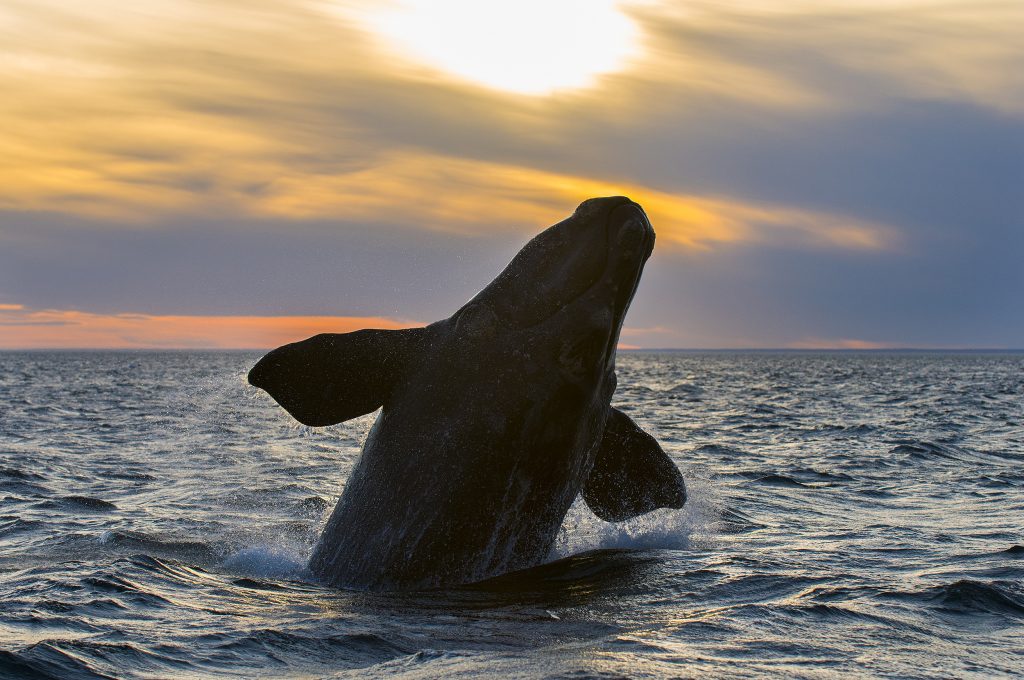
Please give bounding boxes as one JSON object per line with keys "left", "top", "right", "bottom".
{"left": 582, "top": 407, "right": 687, "bottom": 522}
{"left": 248, "top": 328, "right": 424, "bottom": 427}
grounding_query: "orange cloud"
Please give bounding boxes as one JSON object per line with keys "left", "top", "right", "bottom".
{"left": 247, "top": 151, "right": 896, "bottom": 251}
{"left": 0, "top": 306, "right": 695, "bottom": 350}
{"left": 0, "top": 306, "right": 421, "bottom": 349}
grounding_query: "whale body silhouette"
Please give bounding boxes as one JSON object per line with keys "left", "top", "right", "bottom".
{"left": 248, "top": 196, "right": 687, "bottom": 590}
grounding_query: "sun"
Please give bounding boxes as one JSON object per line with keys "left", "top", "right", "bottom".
{"left": 356, "top": 0, "right": 640, "bottom": 96}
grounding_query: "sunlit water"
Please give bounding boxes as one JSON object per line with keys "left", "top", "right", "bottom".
{"left": 1, "top": 351, "right": 1022, "bottom": 678}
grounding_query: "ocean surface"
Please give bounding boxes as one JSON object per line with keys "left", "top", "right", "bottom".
{"left": 1, "top": 350, "right": 1022, "bottom": 679}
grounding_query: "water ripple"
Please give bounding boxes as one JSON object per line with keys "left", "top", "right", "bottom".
{"left": 1, "top": 350, "right": 1022, "bottom": 678}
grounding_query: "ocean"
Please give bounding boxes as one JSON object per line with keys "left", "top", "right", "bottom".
{"left": 1, "top": 350, "right": 1022, "bottom": 678}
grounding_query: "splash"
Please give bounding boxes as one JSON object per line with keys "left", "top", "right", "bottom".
{"left": 221, "top": 544, "right": 311, "bottom": 581}
{"left": 551, "top": 465, "right": 719, "bottom": 559}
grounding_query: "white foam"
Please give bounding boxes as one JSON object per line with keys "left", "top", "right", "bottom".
{"left": 221, "top": 544, "right": 311, "bottom": 580}
{"left": 217, "top": 469, "right": 718, "bottom": 582}
{"left": 551, "top": 465, "right": 719, "bottom": 559}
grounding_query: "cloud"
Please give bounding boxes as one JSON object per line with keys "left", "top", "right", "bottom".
{"left": 0, "top": 142, "right": 898, "bottom": 253}
{"left": 3, "top": 305, "right": 929, "bottom": 351}
{"left": 627, "top": 1, "right": 1024, "bottom": 115}
{"left": 1, "top": 0, "right": 1020, "bottom": 348}
{"left": 2, "top": 0, "right": 1019, "bottom": 231}
{"left": 0, "top": 304, "right": 420, "bottom": 349}
{"left": 234, "top": 151, "right": 899, "bottom": 251}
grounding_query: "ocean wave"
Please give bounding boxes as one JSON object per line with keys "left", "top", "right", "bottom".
{"left": 98, "top": 530, "right": 227, "bottom": 565}
{"left": 726, "top": 468, "right": 842, "bottom": 488}
{"left": 691, "top": 444, "right": 750, "bottom": 459}
{"left": 294, "top": 495, "right": 332, "bottom": 514}
{"left": 41, "top": 496, "right": 118, "bottom": 512}
{"left": 888, "top": 440, "right": 1021, "bottom": 466}
{"left": 96, "top": 470, "right": 156, "bottom": 482}
{"left": 0, "top": 646, "right": 107, "bottom": 680}
{"left": 788, "top": 467, "right": 855, "bottom": 482}
{"left": 929, "top": 579, "right": 1024, "bottom": 618}
{"left": 204, "top": 627, "right": 418, "bottom": 669}
{"left": 2, "top": 638, "right": 194, "bottom": 680}
{"left": 746, "top": 474, "right": 812, "bottom": 488}
{"left": 0, "top": 475, "right": 50, "bottom": 494}
{"left": 81, "top": 574, "right": 174, "bottom": 609}
{"left": 881, "top": 579, "right": 1024, "bottom": 620}
{"left": 0, "top": 467, "right": 44, "bottom": 481}
{"left": 715, "top": 507, "right": 766, "bottom": 534}
{"left": 0, "top": 516, "right": 46, "bottom": 538}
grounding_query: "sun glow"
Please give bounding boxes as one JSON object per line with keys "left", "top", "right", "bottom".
{"left": 357, "top": 0, "right": 640, "bottom": 95}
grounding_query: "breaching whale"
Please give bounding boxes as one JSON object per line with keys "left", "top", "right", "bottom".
{"left": 248, "top": 196, "right": 687, "bottom": 590}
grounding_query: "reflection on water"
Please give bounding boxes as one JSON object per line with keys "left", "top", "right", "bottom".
{"left": 1, "top": 350, "right": 1022, "bottom": 678}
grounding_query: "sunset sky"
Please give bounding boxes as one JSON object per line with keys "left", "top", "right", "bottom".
{"left": 2, "top": 0, "right": 1021, "bottom": 349}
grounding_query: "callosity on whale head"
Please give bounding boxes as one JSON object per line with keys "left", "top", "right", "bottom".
{"left": 248, "top": 197, "right": 687, "bottom": 590}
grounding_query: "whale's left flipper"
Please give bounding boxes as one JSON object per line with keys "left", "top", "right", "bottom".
{"left": 248, "top": 328, "right": 425, "bottom": 427}
{"left": 582, "top": 407, "right": 687, "bottom": 522}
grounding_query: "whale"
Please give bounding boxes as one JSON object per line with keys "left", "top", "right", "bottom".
{"left": 248, "top": 196, "right": 687, "bottom": 590}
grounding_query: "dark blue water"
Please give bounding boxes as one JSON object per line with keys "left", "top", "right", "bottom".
{"left": 1, "top": 351, "right": 1022, "bottom": 678}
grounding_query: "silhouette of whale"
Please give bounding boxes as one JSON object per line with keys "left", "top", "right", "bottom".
{"left": 248, "top": 196, "right": 686, "bottom": 590}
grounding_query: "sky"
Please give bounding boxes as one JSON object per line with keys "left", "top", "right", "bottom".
{"left": 1, "top": 0, "right": 1022, "bottom": 349}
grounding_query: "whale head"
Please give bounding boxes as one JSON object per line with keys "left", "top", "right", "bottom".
{"left": 451, "top": 195, "right": 654, "bottom": 390}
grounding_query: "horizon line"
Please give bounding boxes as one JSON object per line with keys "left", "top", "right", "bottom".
{"left": 1, "top": 346, "right": 1020, "bottom": 353}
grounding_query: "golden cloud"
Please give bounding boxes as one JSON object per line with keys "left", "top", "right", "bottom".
{"left": 1, "top": 0, "right": 1016, "bottom": 236}
{"left": 1, "top": 137, "right": 897, "bottom": 251}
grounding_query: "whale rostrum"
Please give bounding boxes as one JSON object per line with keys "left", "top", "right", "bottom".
{"left": 248, "top": 196, "right": 687, "bottom": 590}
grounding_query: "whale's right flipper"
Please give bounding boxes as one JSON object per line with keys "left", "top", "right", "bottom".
{"left": 582, "top": 407, "right": 687, "bottom": 522}
{"left": 248, "top": 328, "right": 426, "bottom": 427}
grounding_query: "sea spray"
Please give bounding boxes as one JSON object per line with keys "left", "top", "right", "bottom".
{"left": 552, "top": 463, "right": 720, "bottom": 559}
{"left": 222, "top": 544, "right": 311, "bottom": 580}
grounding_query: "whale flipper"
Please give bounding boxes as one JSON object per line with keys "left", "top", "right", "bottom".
{"left": 248, "top": 328, "right": 425, "bottom": 427}
{"left": 582, "top": 407, "right": 687, "bottom": 522}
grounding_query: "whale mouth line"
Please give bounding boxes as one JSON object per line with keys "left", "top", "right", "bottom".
{"left": 546, "top": 200, "right": 653, "bottom": 323}
{"left": 457, "top": 197, "right": 653, "bottom": 334}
